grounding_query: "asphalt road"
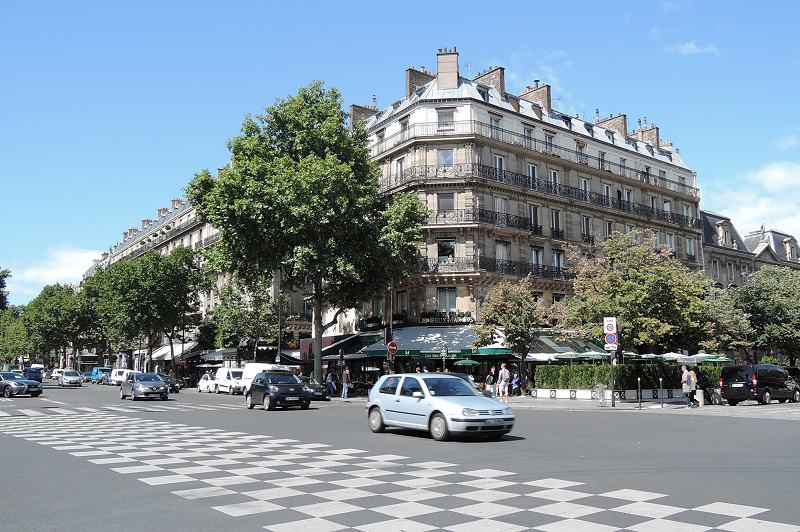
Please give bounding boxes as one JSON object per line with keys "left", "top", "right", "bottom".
{"left": 1, "top": 381, "right": 799, "bottom": 531}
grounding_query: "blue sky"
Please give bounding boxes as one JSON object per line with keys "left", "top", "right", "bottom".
{"left": 2, "top": 1, "right": 799, "bottom": 305}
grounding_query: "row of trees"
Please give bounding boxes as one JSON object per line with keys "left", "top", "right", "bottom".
{"left": 0, "top": 247, "right": 209, "bottom": 369}
{"left": 476, "top": 229, "right": 800, "bottom": 373}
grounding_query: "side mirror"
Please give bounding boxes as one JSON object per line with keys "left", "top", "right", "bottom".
{"left": 412, "top": 391, "right": 424, "bottom": 398}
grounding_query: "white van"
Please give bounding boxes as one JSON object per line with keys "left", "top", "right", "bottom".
{"left": 241, "top": 363, "right": 291, "bottom": 393}
{"left": 214, "top": 367, "right": 245, "bottom": 395}
{"left": 108, "top": 368, "right": 131, "bottom": 385}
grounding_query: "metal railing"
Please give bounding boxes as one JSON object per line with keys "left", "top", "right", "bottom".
{"left": 370, "top": 120, "right": 698, "bottom": 197}
{"left": 418, "top": 257, "right": 575, "bottom": 280}
{"left": 426, "top": 208, "right": 538, "bottom": 233}
{"left": 380, "top": 163, "right": 702, "bottom": 230}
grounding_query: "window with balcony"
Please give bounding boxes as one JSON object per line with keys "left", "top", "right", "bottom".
{"left": 605, "top": 221, "right": 613, "bottom": 240}
{"left": 581, "top": 216, "right": 591, "bottom": 240}
{"left": 531, "top": 247, "right": 541, "bottom": 265}
{"left": 437, "top": 111, "right": 454, "bottom": 130}
{"left": 399, "top": 119, "right": 409, "bottom": 141}
{"left": 599, "top": 152, "right": 606, "bottom": 170}
{"left": 490, "top": 117, "right": 501, "bottom": 139}
{"left": 580, "top": 178, "right": 589, "bottom": 200}
{"left": 545, "top": 134, "right": 554, "bottom": 152}
{"left": 625, "top": 189, "right": 633, "bottom": 205}
{"left": 603, "top": 184, "right": 612, "bottom": 207}
{"left": 437, "top": 240, "right": 455, "bottom": 263}
{"left": 494, "top": 155, "right": 504, "bottom": 171}
{"left": 524, "top": 128, "right": 533, "bottom": 149}
{"left": 495, "top": 197, "right": 506, "bottom": 226}
{"left": 576, "top": 143, "right": 585, "bottom": 164}
{"left": 396, "top": 157, "right": 405, "bottom": 177}
{"left": 437, "top": 149, "right": 453, "bottom": 168}
{"left": 528, "top": 163, "right": 537, "bottom": 180}
{"left": 663, "top": 200, "right": 671, "bottom": 213}
{"left": 667, "top": 233, "right": 675, "bottom": 251}
{"left": 438, "top": 193, "right": 454, "bottom": 212}
{"left": 552, "top": 250, "right": 564, "bottom": 268}
{"left": 551, "top": 209, "right": 562, "bottom": 238}
{"left": 684, "top": 205, "right": 692, "bottom": 218}
{"left": 437, "top": 287, "right": 457, "bottom": 312}
{"left": 549, "top": 170, "right": 559, "bottom": 186}
{"left": 530, "top": 205, "right": 542, "bottom": 235}
{"left": 686, "top": 237, "right": 695, "bottom": 261}
{"left": 496, "top": 241, "right": 509, "bottom": 261}
{"left": 648, "top": 196, "right": 656, "bottom": 211}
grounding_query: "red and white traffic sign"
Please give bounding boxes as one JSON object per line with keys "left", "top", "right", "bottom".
{"left": 605, "top": 333, "right": 617, "bottom": 345}
{"left": 603, "top": 317, "right": 617, "bottom": 334}
{"left": 387, "top": 341, "right": 398, "bottom": 354}
{"left": 179, "top": 358, "right": 187, "bottom": 366}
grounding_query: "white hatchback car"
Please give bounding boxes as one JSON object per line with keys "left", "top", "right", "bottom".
{"left": 59, "top": 370, "right": 83, "bottom": 387}
{"left": 196, "top": 373, "right": 216, "bottom": 393}
{"left": 366, "top": 373, "right": 514, "bottom": 441}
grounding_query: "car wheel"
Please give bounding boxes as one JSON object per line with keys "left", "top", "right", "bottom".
{"left": 245, "top": 394, "right": 254, "bottom": 409}
{"left": 727, "top": 400, "right": 738, "bottom": 406}
{"left": 3, "top": 387, "right": 12, "bottom": 398}
{"left": 779, "top": 399, "right": 787, "bottom": 403}
{"left": 215, "top": 385, "right": 219, "bottom": 394}
{"left": 368, "top": 407, "right": 385, "bottom": 433}
{"left": 228, "top": 386, "right": 234, "bottom": 395}
{"left": 130, "top": 391, "right": 137, "bottom": 401}
{"left": 264, "top": 396, "right": 275, "bottom": 411}
{"left": 793, "top": 390, "right": 800, "bottom": 403}
{"left": 761, "top": 390, "right": 772, "bottom": 405}
{"left": 161, "top": 395, "right": 168, "bottom": 401}
{"left": 175, "top": 388, "right": 179, "bottom": 394}
{"left": 120, "top": 388, "right": 126, "bottom": 400}
{"left": 429, "top": 413, "right": 450, "bottom": 441}
{"left": 197, "top": 385, "right": 201, "bottom": 393}
{"left": 301, "top": 402, "right": 310, "bottom": 410}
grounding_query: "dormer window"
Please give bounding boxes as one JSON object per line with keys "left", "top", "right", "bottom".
{"left": 478, "top": 88, "right": 489, "bottom": 102}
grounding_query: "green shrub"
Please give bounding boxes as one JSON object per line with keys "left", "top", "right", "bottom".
{"left": 533, "top": 366, "right": 561, "bottom": 388}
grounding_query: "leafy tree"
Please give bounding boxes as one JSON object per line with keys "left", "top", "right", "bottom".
{"left": 740, "top": 265, "right": 800, "bottom": 365}
{"left": 23, "top": 284, "right": 79, "bottom": 368}
{"left": 473, "top": 275, "right": 548, "bottom": 386}
{"left": 552, "top": 230, "right": 710, "bottom": 353}
{"left": 0, "top": 268, "right": 10, "bottom": 311}
{"left": 0, "top": 306, "right": 31, "bottom": 365}
{"left": 187, "top": 81, "right": 427, "bottom": 379}
{"left": 212, "top": 275, "right": 291, "bottom": 365}
{"left": 699, "top": 286, "right": 753, "bottom": 356}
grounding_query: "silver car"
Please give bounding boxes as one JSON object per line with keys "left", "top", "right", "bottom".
{"left": 366, "top": 373, "right": 515, "bottom": 441}
{"left": 0, "top": 372, "right": 43, "bottom": 397}
{"left": 119, "top": 373, "right": 168, "bottom": 401}
{"left": 59, "top": 370, "right": 83, "bottom": 387}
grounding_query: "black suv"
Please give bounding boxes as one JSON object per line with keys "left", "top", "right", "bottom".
{"left": 245, "top": 371, "right": 311, "bottom": 410}
{"left": 720, "top": 364, "right": 800, "bottom": 406}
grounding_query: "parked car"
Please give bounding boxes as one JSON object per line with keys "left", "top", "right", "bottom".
{"left": 91, "top": 367, "right": 112, "bottom": 384}
{"left": 82, "top": 372, "right": 93, "bottom": 383}
{"left": 245, "top": 370, "right": 311, "bottom": 410}
{"left": 196, "top": 373, "right": 216, "bottom": 393}
{"left": 784, "top": 366, "right": 800, "bottom": 386}
{"left": 157, "top": 374, "right": 180, "bottom": 393}
{"left": 299, "top": 376, "right": 329, "bottom": 401}
{"left": 366, "top": 373, "right": 515, "bottom": 441}
{"left": 720, "top": 364, "right": 800, "bottom": 406}
{"left": 59, "top": 370, "right": 83, "bottom": 387}
{"left": 22, "top": 367, "right": 43, "bottom": 383}
{"left": 0, "top": 372, "right": 43, "bottom": 397}
{"left": 119, "top": 373, "right": 168, "bottom": 401}
{"left": 214, "top": 367, "right": 245, "bottom": 395}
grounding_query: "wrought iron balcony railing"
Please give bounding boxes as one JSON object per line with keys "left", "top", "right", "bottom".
{"left": 369, "top": 119, "right": 699, "bottom": 197}
{"left": 380, "top": 163, "right": 702, "bottom": 230}
{"left": 417, "top": 257, "right": 575, "bottom": 281}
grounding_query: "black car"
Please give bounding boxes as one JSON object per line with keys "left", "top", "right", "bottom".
{"left": 22, "top": 367, "right": 43, "bottom": 383}
{"left": 245, "top": 371, "right": 311, "bottom": 410}
{"left": 720, "top": 364, "right": 800, "bottom": 406}
{"left": 299, "top": 376, "right": 329, "bottom": 401}
{"left": 784, "top": 366, "right": 800, "bottom": 386}
{"left": 157, "top": 374, "right": 181, "bottom": 393}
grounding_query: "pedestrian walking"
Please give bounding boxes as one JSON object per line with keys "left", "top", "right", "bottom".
{"left": 485, "top": 366, "right": 496, "bottom": 394}
{"left": 341, "top": 367, "right": 351, "bottom": 398}
{"left": 326, "top": 370, "right": 337, "bottom": 397}
{"left": 498, "top": 363, "right": 511, "bottom": 403}
{"left": 689, "top": 369, "right": 698, "bottom": 407}
{"left": 681, "top": 365, "right": 692, "bottom": 408}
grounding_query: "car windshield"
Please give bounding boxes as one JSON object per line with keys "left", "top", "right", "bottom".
{"left": 266, "top": 374, "right": 301, "bottom": 384}
{"left": 0, "top": 373, "right": 24, "bottom": 380}
{"left": 135, "top": 374, "right": 162, "bottom": 382}
{"left": 64, "top": 371, "right": 80, "bottom": 376}
{"left": 424, "top": 377, "right": 481, "bottom": 397}
{"left": 230, "top": 371, "right": 243, "bottom": 379}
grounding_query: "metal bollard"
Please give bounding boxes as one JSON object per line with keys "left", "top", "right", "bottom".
{"left": 637, "top": 377, "right": 642, "bottom": 410}
{"left": 659, "top": 378, "right": 663, "bottom": 408}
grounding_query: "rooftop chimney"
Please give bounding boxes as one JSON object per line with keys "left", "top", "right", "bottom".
{"left": 436, "top": 46, "right": 459, "bottom": 90}
{"left": 520, "top": 83, "right": 551, "bottom": 116}
{"left": 597, "top": 113, "right": 629, "bottom": 139}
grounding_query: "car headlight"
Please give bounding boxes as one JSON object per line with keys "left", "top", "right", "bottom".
{"left": 462, "top": 408, "right": 479, "bottom": 416}
{"left": 269, "top": 385, "right": 279, "bottom": 392}
{"left": 303, "top": 386, "right": 313, "bottom": 393}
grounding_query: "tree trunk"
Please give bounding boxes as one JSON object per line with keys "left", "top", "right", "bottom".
{"left": 313, "top": 300, "right": 323, "bottom": 383}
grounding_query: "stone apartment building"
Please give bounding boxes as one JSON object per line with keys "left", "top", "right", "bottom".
{"left": 351, "top": 47, "right": 703, "bottom": 325}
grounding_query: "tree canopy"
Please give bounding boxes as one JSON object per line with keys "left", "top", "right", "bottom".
{"left": 186, "top": 81, "right": 427, "bottom": 379}
{"left": 740, "top": 265, "right": 800, "bottom": 365}
{"left": 0, "top": 268, "right": 10, "bottom": 311}
{"left": 552, "top": 230, "right": 710, "bottom": 353}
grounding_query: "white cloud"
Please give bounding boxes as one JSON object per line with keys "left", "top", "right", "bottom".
{"left": 664, "top": 41, "right": 721, "bottom": 57}
{"left": 650, "top": 27, "right": 661, "bottom": 39}
{"left": 776, "top": 133, "right": 799, "bottom": 150}
{"left": 6, "top": 246, "right": 100, "bottom": 304}
{"left": 661, "top": 1, "right": 682, "bottom": 14}
{"left": 706, "top": 161, "right": 800, "bottom": 239}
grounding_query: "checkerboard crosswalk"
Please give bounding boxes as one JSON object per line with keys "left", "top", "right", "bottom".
{"left": 0, "top": 412, "right": 797, "bottom": 531}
